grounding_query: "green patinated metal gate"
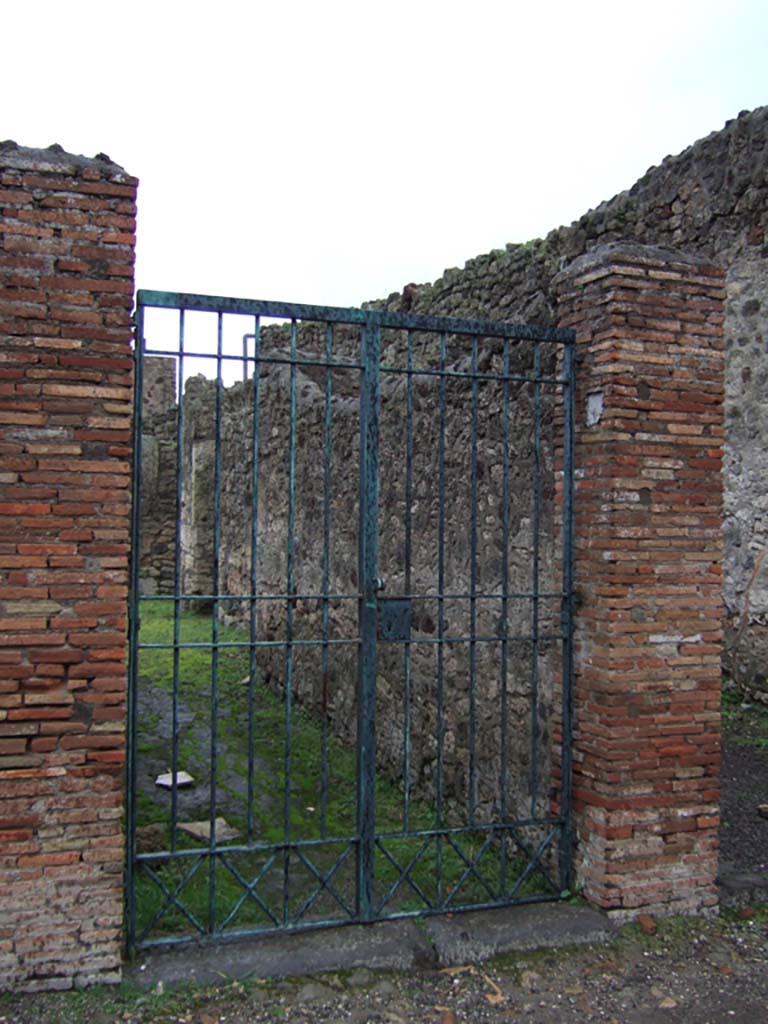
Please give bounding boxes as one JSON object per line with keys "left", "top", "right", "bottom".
{"left": 126, "top": 291, "right": 576, "bottom": 951}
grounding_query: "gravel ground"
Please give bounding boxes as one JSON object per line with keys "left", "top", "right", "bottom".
{"left": 1, "top": 908, "right": 767, "bottom": 1024}
{"left": 2, "top": 712, "right": 766, "bottom": 1023}
{"left": 719, "top": 703, "right": 768, "bottom": 893}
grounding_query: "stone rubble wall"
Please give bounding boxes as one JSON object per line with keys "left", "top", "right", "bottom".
{"left": 141, "top": 106, "right": 768, "bottom": 697}
{"left": 360, "top": 106, "right": 768, "bottom": 699}
{"left": 170, "top": 334, "right": 561, "bottom": 822}
{"left": 137, "top": 357, "right": 177, "bottom": 596}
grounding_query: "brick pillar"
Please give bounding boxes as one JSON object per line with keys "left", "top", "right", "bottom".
{"left": 0, "top": 143, "right": 136, "bottom": 990}
{"left": 555, "top": 242, "right": 725, "bottom": 917}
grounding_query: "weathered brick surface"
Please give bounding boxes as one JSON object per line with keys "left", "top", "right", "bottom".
{"left": 0, "top": 143, "right": 136, "bottom": 991}
{"left": 555, "top": 242, "right": 725, "bottom": 917}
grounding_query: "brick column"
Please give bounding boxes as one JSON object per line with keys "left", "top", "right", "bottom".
{"left": 555, "top": 242, "right": 725, "bottom": 916}
{"left": 0, "top": 143, "right": 136, "bottom": 990}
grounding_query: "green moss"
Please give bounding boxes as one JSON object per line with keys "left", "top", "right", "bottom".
{"left": 521, "top": 237, "right": 546, "bottom": 256}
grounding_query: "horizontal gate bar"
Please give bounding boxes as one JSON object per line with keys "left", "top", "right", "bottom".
{"left": 140, "top": 344, "right": 567, "bottom": 386}
{"left": 138, "top": 589, "right": 568, "bottom": 602}
{"left": 133, "top": 813, "right": 567, "bottom": 861}
{"left": 137, "top": 289, "right": 576, "bottom": 343}
{"left": 137, "top": 633, "right": 568, "bottom": 650}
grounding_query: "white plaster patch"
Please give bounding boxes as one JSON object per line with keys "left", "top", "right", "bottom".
{"left": 586, "top": 391, "right": 604, "bottom": 427}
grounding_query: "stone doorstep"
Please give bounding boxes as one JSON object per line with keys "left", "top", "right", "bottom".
{"left": 127, "top": 903, "right": 616, "bottom": 990}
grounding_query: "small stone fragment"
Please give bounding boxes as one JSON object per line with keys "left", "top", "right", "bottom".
{"left": 658, "top": 996, "right": 678, "bottom": 1009}
{"left": 178, "top": 817, "right": 240, "bottom": 842}
{"left": 295, "top": 981, "right": 334, "bottom": 1003}
{"left": 135, "top": 823, "right": 166, "bottom": 853}
{"left": 155, "top": 770, "right": 194, "bottom": 789}
{"left": 347, "top": 968, "right": 373, "bottom": 988}
{"left": 757, "top": 804, "right": 768, "bottom": 819}
{"left": 519, "top": 969, "right": 542, "bottom": 992}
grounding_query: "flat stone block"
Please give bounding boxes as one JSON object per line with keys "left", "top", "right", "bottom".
{"left": 424, "top": 902, "right": 617, "bottom": 966}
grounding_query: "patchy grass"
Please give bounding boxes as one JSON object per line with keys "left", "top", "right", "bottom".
{"left": 721, "top": 680, "right": 768, "bottom": 749}
{"left": 0, "top": 977, "right": 257, "bottom": 1024}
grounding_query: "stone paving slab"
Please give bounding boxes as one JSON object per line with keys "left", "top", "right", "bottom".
{"left": 128, "top": 903, "right": 616, "bottom": 989}
{"left": 423, "top": 902, "right": 617, "bottom": 966}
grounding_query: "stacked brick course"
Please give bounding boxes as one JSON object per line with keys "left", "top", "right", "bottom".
{"left": 556, "top": 243, "right": 725, "bottom": 915}
{"left": 0, "top": 143, "right": 136, "bottom": 990}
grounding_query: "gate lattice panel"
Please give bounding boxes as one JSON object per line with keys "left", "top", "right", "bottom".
{"left": 127, "top": 292, "right": 576, "bottom": 951}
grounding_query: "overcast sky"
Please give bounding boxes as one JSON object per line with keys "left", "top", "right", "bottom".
{"left": 4, "top": 0, "right": 768, "bottom": 308}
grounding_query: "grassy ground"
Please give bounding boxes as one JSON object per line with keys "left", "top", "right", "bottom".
{"left": 131, "top": 601, "right": 552, "bottom": 943}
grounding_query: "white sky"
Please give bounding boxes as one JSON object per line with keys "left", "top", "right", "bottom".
{"left": 4, "top": 0, "right": 768, "bottom": 308}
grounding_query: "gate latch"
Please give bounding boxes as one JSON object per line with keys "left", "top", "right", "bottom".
{"left": 377, "top": 598, "right": 411, "bottom": 641}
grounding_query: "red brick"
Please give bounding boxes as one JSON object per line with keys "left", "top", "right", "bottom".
{"left": 7, "top": 707, "right": 73, "bottom": 721}
{"left": 556, "top": 244, "right": 723, "bottom": 918}
{"left": 17, "top": 851, "right": 81, "bottom": 868}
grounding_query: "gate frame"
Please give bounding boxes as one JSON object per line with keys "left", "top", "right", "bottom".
{"left": 126, "top": 292, "right": 577, "bottom": 951}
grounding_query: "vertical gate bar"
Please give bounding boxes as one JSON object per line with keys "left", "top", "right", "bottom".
{"left": 559, "top": 340, "right": 576, "bottom": 891}
{"left": 170, "top": 309, "right": 187, "bottom": 854}
{"left": 499, "top": 339, "right": 511, "bottom": 892}
{"left": 530, "top": 343, "right": 542, "bottom": 818}
{"left": 247, "top": 318, "right": 262, "bottom": 840}
{"left": 208, "top": 311, "right": 225, "bottom": 933}
{"left": 126, "top": 299, "right": 146, "bottom": 952}
{"left": 320, "top": 322, "right": 334, "bottom": 839}
{"left": 468, "top": 336, "right": 479, "bottom": 826}
{"left": 357, "top": 320, "right": 379, "bottom": 921}
{"left": 436, "top": 331, "right": 447, "bottom": 900}
{"left": 402, "top": 329, "right": 414, "bottom": 832}
{"left": 283, "top": 318, "right": 299, "bottom": 923}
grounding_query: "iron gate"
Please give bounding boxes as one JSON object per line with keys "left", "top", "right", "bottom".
{"left": 127, "top": 291, "right": 576, "bottom": 951}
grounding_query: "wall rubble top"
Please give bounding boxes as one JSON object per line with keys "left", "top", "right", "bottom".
{"left": 0, "top": 139, "right": 135, "bottom": 180}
